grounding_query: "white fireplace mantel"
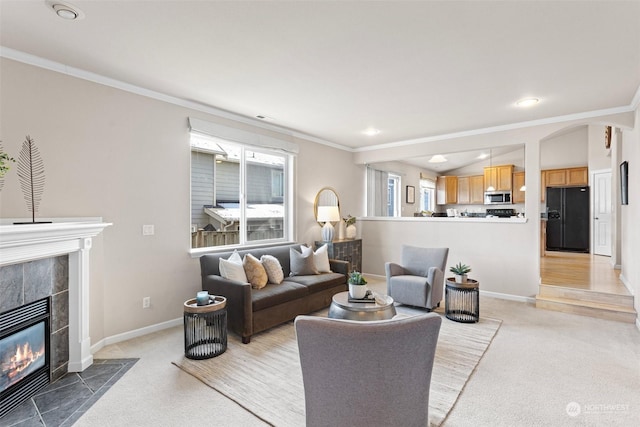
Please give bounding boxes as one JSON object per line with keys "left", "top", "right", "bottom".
{"left": 0, "top": 219, "right": 112, "bottom": 372}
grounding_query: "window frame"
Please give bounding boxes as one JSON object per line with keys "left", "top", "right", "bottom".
{"left": 190, "top": 134, "right": 294, "bottom": 254}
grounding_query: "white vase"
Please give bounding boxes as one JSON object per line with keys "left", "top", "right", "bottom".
{"left": 349, "top": 283, "right": 367, "bottom": 299}
{"left": 346, "top": 224, "right": 356, "bottom": 239}
{"left": 454, "top": 274, "right": 468, "bottom": 283}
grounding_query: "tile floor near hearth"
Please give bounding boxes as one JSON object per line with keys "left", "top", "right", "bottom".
{"left": 2, "top": 359, "right": 138, "bottom": 427}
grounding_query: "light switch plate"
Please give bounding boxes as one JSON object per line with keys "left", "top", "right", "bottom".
{"left": 142, "top": 225, "right": 154, "bottom": 236}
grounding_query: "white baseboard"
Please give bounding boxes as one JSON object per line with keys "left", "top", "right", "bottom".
{"left": 91, "top": 317, "right": 182, "bottom": 354}
{"left": 364, "top": 272, "right": 536, "bottom": 304}
{"left": 480, "top": 290, "right": 536, "bottom": 304}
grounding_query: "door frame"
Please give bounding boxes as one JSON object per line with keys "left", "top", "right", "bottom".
{"left": 590, "top": 168, "right": 612, "bottom": 256}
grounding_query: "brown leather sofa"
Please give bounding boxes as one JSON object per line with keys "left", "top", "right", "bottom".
{"left": 200, "top": 243, "right": 348, "bottom": 343}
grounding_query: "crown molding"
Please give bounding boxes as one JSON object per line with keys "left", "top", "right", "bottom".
{"left": 2, "top": 46, "right": 637, "bottom": 155}
{"left": 0, "top": 46, "right": 352, "bottom": 152}
{"left": 354, "top": 104, "right": 636, "bottom": 153}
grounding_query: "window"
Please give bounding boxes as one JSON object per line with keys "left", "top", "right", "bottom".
{"left": 388, "top": 174, "right": 401, "bottom": 217}
{"left": 420, "top": 178, "right": 436, "bottom": 212}
{"left": 191, "top": 133, "right": 291, "bottom": 249}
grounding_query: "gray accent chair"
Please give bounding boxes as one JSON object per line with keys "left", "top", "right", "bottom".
{"left": 386, "top": 246, "right": 449, "bottom": 310}
{"left": 295, "top": 314, "right": 442, "bottom": 427}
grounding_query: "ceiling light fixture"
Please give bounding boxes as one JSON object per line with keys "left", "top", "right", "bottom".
{"left": 477, "top": 153, "right": 489, "bottom": 160}
{"left": 362, "top": 128, "right": 381, "bottom": 136}
{"left": 428, "top": 154, "right": 447, "bottom": 163}
{"left": 46, "top": 1, "right": 85, "bottom": 20}
{"left": 516, "top": 97, "right": 539, "bottom": 107}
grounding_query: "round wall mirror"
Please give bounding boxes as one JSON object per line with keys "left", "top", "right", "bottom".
{"left": 314, "top": 187, "right": 340, "bottom": 225}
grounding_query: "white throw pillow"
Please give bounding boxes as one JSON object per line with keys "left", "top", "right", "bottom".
{"left": 219, "top": 250, "right": 248, "bottom": 283}
{"left": 261, "top": 255, "right": 285, "bottom": 284}
{"left": 312, "top": 244, "right": 332, "bottom": 273}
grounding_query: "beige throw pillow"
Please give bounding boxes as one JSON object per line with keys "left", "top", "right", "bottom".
{"left": 243, "top": 254, "right": 268, "bottom": 289}
{"left": 261, "top": 255, "right": 284, "bottom": 284}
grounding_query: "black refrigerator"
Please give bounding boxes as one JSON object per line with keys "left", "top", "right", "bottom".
{"left": 546, "top": 186, "right": 590, "bottom": 253}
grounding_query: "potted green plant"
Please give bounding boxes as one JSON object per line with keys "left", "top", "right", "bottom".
{"left": 343, "top": 215, "right": 357, "bottom": 239}
{"left": 348, "top": 271, "right": 368, "bottom": 299}
{"left": 450, "top": 262, "right": 471, "bottom": 283}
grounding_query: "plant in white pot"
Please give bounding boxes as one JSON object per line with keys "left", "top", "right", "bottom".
{"left": 348, "top": 271, "right": 368, "bottom": 299}
{"left": 450, "top": 262, "right": 471, "bottom": 283}
{"left": 343, "top": 215, "right": 357, "bottom": 239}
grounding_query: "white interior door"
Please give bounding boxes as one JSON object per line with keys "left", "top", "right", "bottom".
{"left": 593, "top": 171, "right": 612, "bottom": 256}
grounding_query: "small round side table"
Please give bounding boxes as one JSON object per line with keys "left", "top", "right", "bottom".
{"left": 445, "top": 278, "right": 479, "bottom": 323}
{"left": 183, "top": 295, "right": 227, "bottom": 359}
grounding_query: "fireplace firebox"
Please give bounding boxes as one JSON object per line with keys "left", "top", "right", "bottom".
{"left": 0, "top": 298, "right": 51, "bottom": 418}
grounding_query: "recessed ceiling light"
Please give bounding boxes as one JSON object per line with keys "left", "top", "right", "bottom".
{"left": 45, "top": 1, "right": 85, "bottom": 20}
{"left": 428, "top": 154, "right": 447, "bottom": 163}
{"left": 516, "top": 97, "right": 539, "bottom": 107}
{"left": 362, "top": 128, "right": 381, "bottom": 136}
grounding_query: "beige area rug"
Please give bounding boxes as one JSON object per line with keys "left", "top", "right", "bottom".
{"left": 173, "top": 311, "right": 501, "bottom": 426}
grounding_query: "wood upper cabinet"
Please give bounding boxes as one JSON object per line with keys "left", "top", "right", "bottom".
{"left": 469, "top": 175, "right": 485, "bottom": 204}
{"left": 567, "top": 167, "right": 588, "bottom": 185}
{"left": 484, "top": 165, "right": 513, "bottom": 192}
{"left": 541, "top": 166, "right": 588, "bottom": 202}
{"left": 436, "top": 176, "right": 458, "bottom": 205}
{"left": 457, "top": 176, "right": 470, "bottom": 205}
{"left": 512, "top": 172, "right": 525, "bottom": 204}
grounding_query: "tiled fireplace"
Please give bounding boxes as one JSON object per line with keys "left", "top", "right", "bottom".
{"left": 0, "top": 220, "right": 110, "bottom": 417}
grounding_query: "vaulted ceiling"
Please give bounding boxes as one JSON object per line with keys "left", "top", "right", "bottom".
{"left": 1, "top": 1, "right": 639, "bottom": 158}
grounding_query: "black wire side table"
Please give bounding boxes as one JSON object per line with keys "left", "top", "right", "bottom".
{"left": 445, "top": 278, "right": 479, "bottom": 323}
{"left": 184, "top": 296, "right": 227, "bottom": 359}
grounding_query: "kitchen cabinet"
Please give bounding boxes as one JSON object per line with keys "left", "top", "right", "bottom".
{"left": 512, "top": 172, "right": 525, "bottom": 204}
{"left": 469, "top": 175, "right": 485, "bottom": 204}
{"left": 457, "top": 176, "right": 470, "bottom": 205}
{"left": 541, "top": 166, "right": 588, "bottom": 202}
{"left": 484, "top": 165, "right": 513, "bottom": 192}
{"left": 436, "top": 176, "right": 457, "bottom": 205}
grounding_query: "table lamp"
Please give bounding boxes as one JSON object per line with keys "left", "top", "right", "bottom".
{"left": 317, "top": 206, "right": 340, "bottom": 242}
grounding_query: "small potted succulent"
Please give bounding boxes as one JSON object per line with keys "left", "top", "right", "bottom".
{"left": 348, "top": 271, "right": 368, "bottom": 299}
{"left": 450, "top": 262, "right": 471, "bottom": 283}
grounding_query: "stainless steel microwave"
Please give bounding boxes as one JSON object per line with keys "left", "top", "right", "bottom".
{"left": 484, "top": 191, "right": 512, "bottom": 205}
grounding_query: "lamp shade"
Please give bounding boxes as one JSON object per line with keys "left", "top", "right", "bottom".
{"left": 317, "top": 206, "right": 340, "bottom": 223}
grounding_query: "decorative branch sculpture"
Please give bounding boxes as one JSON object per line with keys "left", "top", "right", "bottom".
{"left": 16, "top": 135, "right": 49, "bottom": 224}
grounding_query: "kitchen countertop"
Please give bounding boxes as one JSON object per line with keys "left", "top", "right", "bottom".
{"left": 362, "top": 216, "right": 528, "bottom": 224}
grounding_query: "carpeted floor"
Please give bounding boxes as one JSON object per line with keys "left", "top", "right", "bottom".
{"left": 173, "top": 309, "right": 500, "bottom": 426}
{"left": 73, "top": 278, "right": 640, "bottom": 427}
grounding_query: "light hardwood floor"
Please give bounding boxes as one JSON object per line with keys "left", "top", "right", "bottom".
{"left": 540, "top": 251, "right": 630, "bottom": 296}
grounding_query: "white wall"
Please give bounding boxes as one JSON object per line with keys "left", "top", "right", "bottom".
{"left": 0, "top": 58, "right": 363, "bottom": 341}
{"left": 541, "top": 126, "right": 588, "bottom": 169}
{"left": 620, "top": 108, "right": 640, "bottom": 319}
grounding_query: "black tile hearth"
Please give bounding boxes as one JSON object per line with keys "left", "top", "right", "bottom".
{"left": 0, "top": 359, "right": 138, "bottom": 427}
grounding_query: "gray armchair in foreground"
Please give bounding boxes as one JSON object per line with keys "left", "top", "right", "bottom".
{"left": 385, "top": 245, "right": 449, "bottom": 310}
{"left": 295, "top": 313, "right": 442, "bottom": 427}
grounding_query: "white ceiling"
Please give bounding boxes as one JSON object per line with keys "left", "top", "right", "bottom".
{"left": 1, "top": 1, "right": 639, "bottom": 158}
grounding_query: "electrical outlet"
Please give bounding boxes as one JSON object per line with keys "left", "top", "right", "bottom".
{"left": 142, "top": 225, "right": 154, "bottom": 236}
{"left": 143, "top": 297, "right": 151, "bottom": 309}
